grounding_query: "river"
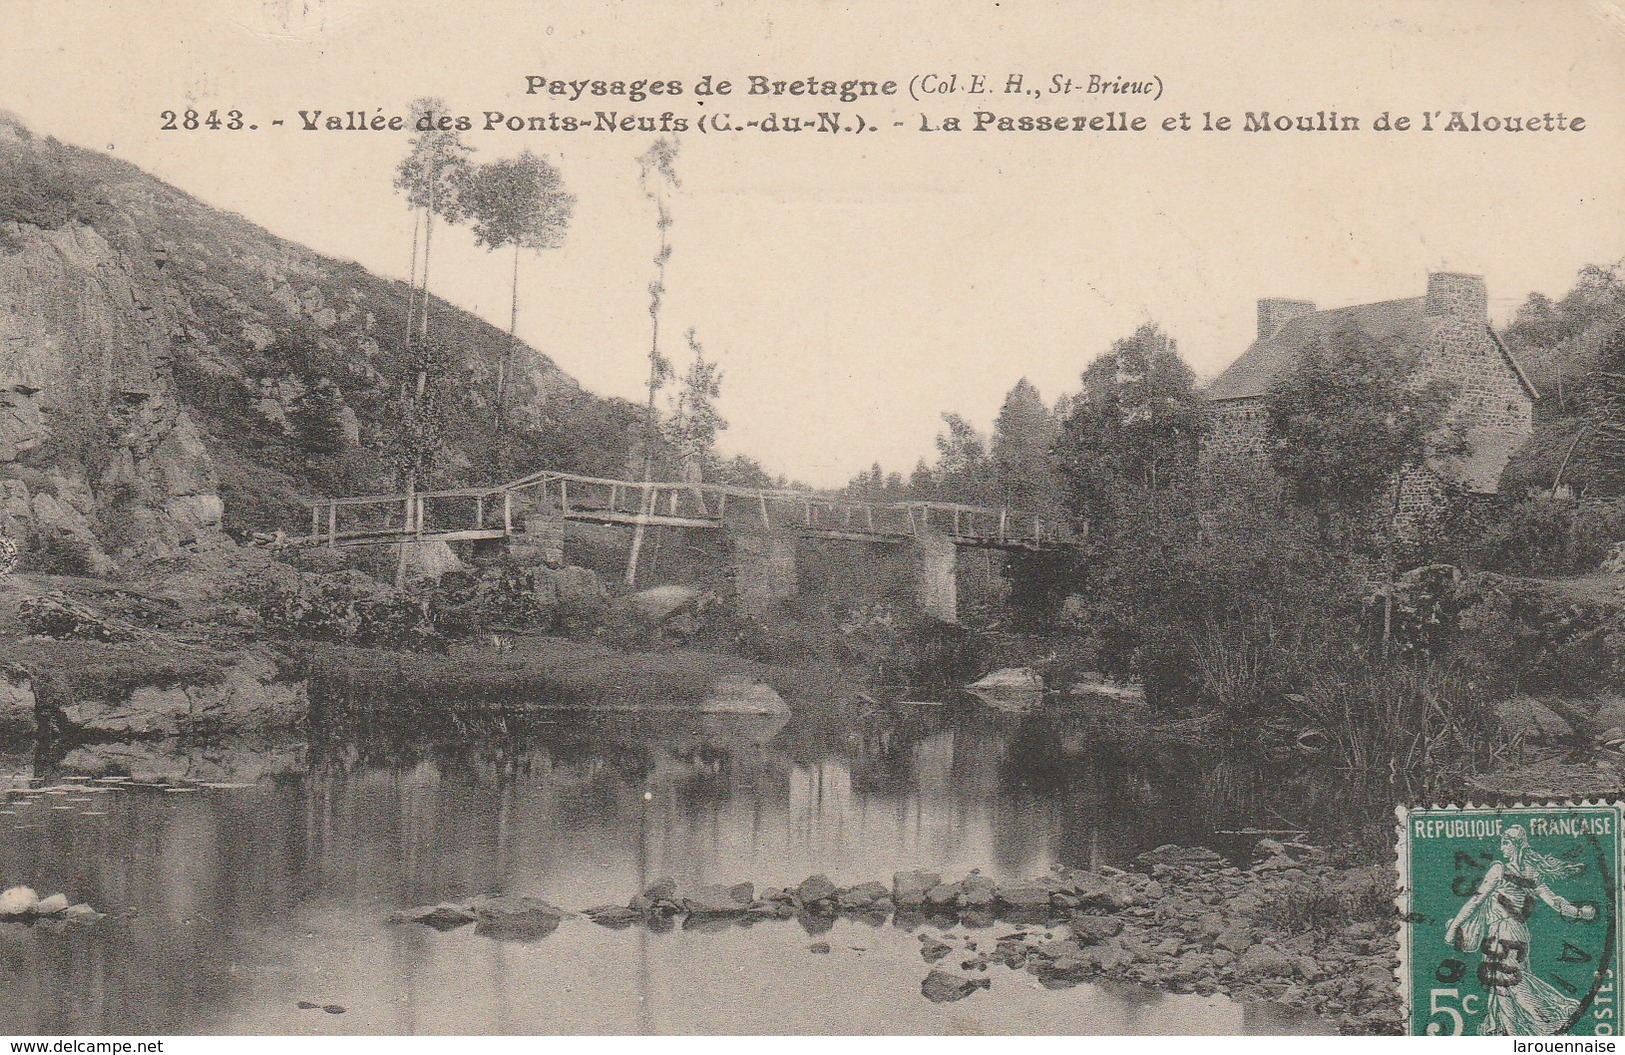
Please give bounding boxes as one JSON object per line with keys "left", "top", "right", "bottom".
{"left": 0, "top": 697, "right": 1348, "bottom": 1034}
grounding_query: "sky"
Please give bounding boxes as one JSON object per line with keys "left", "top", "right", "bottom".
{"left": 6, "top": 0, "right": 1625, "bottom": 486}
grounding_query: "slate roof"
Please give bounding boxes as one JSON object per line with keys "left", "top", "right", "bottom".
{"left": 1204, "top": 298, "right": 1427, "bottom": 402}
{"left": 1205, "top": 297, "right": 1540, "bottom": 404}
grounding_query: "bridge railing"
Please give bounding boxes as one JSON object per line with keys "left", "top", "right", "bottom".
{"left": 294, "top": 470, "right": 1076, "bottom": 548}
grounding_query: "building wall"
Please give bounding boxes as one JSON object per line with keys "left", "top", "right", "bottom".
{"left": 1413, "top": 318, "right": 1533, "bottom": 493}
{"left": 1203, "top": 395, "right": 1270, "bottom": 462}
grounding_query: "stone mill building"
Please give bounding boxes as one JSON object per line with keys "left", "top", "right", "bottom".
{"left": 1201, "top": 271, "right": 1539, "bottom": 528}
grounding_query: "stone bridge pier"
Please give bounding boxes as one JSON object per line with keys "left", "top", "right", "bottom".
{"left": 910, "top": 529, "right": 959, "bottom": 623}
{"left": 726, "top": 525, "right": 799, "bottom": 618}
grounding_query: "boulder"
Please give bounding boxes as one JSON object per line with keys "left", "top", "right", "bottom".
{"left": 797, "top": 874, "right": 838, "bottom": 905}
{"left": 968, "top": 668, "right": 1043, "bottom": 691}
{"left": 33, "top": 893, "right": 69, "bottom": 915}
{"left": 628, "top": 585, "right": 702, "bottom": 625}
{"left": 1070, "top": 916, "right": 1125, "bottom": 945}
{"left": 893, "top": 870, "right": 941, "bottom": 907}
{"left": 1494, "top": 696, "right": 1575, "bottom": 743}
{"left": 920, "top": 970, "right": 989, "bottom": 1004}
{"left": 681, "top": 884, "right": 755, "bottom": 917}
{"left": 555, "top": 565, "right": 608, "bottom": 626}
{"left": 0, "top": 478, "right": 31, "bottom": 542}
{"left": 1215, "top": 925, "right": 1254, "bottom": 955}
{"left": 584, "top": 905, "right": 641, "bottom": 927}
{"left": 395, "top": 903, "right": 476, "bottom": 930}
{"left": 1068, "top": 871, "right": 1139, "bottom": 911}
{"left": 400, "top": 541, "right": 465, "bottom": 583}
{"left": 700, "top": 677, "right": 789, "bottom": 717}
{"left": 55, "top": 652, "right": 306, "bottom": 740}
{"left": 19, "top": 592, "right": 137, "bottom": 642}
{"left": 837, "top": 881, "right": 889, "bottom": 909}
{"left": 995, "top": 884, "right": 1051, "bottom": 909}
{"left": 642, "top": 877, "right": 677, "bottom": 902}
{"left": 0, "top": 664, "right": 36, "bottom": 739}
{"left": 920, "top": 937, "right": 953, "bottom": 963}
{"left": 0, "top": 886, "right": 39, "bottom": 916}
{"left": 925, "top": 883, "right": 961, "bottom": 907}
{"left": 1236, "top": 942, "right": 1297, "bottom": 981}
{"left": 961, "top": 874, "right": 997, "bottom": 907}
{"left": 470, "top": 895, "right": 567, "bottom": 941}
{"left": 1136, "top": 845, "right": 1224, "bottom": 868}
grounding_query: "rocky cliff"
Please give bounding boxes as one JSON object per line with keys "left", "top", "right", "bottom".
{"left": 0, "top": 113, "right": 641, "bottom": 576}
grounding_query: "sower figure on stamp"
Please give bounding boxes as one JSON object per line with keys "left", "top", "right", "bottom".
{"left": 1444, "top": 825, "right": 1599, "bottom": 1035}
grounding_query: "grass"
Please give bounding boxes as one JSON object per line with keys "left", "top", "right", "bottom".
{"left": 0, "top": 636, "right": 226, "bottom": 703}
{"left": 290, "top": 635, "right": 835, "bottom": 713}
{"left": 1252, "top": 883, "right": 1393, "bottom": 936}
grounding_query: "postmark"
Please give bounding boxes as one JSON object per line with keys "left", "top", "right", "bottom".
{"left": 1399, "top": 802, "right": 1623, "bottom": 1036}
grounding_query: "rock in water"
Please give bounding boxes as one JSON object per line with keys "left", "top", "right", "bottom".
{"left": 395, "top": 902, "right": 477, "bottom": 930}
{"left": 968, "top": 668, "right": 1043, "bottom": 691}
{"left": 700, "top": 676, "right": 790, "bottom": 717}
{"left": 837, "top": 881, "right": 889, "bottom": 909}
{"left": 0, "top": 886, "right": 39, "bottom": 916}
{"left": 961, "top": 874, "right": 997, "bottom": 907}
{"left": 921, "top": 970, "right": 990, "bottom": 1003}
{"left": 584, "top": 905, "right": 642, "bottom": 928}
{"left": 680, "top": 884, "right": 755, "bottom": 917}
{"left": 892, "top": 871, "right": 941, "bottom": 907}
{"left": 797, "top": 874, "right": 838, "bottom": 905}
{"left": 994, "top": 884, "right": 1050, "bottom": 909}
{"left": 470, "top": 895, "right": 567, "bottom": 941}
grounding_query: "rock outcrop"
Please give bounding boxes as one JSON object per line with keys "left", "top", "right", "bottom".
{"left": 0, "top": 177, "right": 226, "bottom": 570}
{"left": 49, "top": 651, "right": 306, "bottom": 740}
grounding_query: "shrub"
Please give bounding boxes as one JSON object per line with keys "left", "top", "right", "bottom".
{"left": 21, "top": 533, "right": 95, "bottom": 576}
{"left": 1293, "top": 655, "right": 1512, "bottom": 782}
{"left": 1463, "top": 497, "right": 1625, "bottom": 576}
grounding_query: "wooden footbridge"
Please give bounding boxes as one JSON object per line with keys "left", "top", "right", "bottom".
{"left": 295, "top": 469, "right": 1073, "bottom": 552}
{"left": 288, "top": 469, "right": 1076, "bottom": 620}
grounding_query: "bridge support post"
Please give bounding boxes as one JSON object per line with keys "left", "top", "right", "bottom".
{"left": 911, "top": 529, "right": 958, "bottom": 623}
{"left": 728, "top": 527, "right": 797, "bottom": 618}
{"left": 510, "top": 506, "right": 566, "bottom": 568}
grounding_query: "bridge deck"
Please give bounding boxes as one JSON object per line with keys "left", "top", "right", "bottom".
{"left": 285, "top": 468, "right": 1079, "bottom": 551}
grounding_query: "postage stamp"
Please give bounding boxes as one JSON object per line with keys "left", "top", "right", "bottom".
{"left": 1399, "top": 802, "right": 1624, "bottom": 1037}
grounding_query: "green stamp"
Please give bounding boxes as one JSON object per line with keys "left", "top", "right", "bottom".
{"left": 1399, "top": 802, "right": 1623, "bottom": 1036}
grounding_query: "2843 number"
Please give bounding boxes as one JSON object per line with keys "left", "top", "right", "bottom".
{"left": 160, "top": 109, "right": 248, "bottom": 131}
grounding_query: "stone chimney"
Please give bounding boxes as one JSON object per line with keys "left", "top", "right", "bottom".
{"left": 1425, "top": 271, "right": 1488, "bottom": 321}
{"left": 1257, "top": 298, "right": 1316, "bottom": 340}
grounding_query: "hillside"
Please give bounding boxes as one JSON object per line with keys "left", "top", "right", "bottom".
{"left": 0, "top": 114, "right": 643, "bottom": 574}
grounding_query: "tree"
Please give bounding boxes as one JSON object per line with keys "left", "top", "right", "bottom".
{"left": 664, "top": 327, "right": 727, "bottom": 483}
{"left": 626, "top": 136, "right": 681, "bottom": 586}
{"left": 1501, "top": 262, "right": 1625, "bottom": 496}
{"left": 990, "top": 377, "right": 1061, "bottom": 516}
{"left": 391, "top": 98, "right": 471, "bottom": 587}
{"left": 1264, "top": 321, "right": 1456, "bottom": 535}
{"left": 1054, "top": 323, "right": 1205, "bottom": 523}
{"left": 456, "top": 150, "right": 575, "bottom": 413}
{"left": 393, "top": 98, "right": 471, "bottom": 346}
{"left": 289, "top": 378, "right": 348, "bottom": 456}
{"left": 931, "top": 412, "right": 994, "bottom": 503}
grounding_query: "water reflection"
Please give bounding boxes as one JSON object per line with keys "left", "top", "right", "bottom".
{"left": 0, "top": 700, "right": 1352, "bottom": 1034}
